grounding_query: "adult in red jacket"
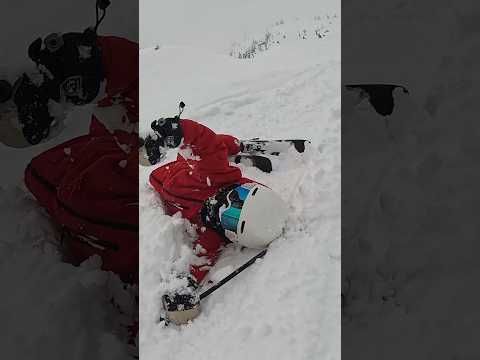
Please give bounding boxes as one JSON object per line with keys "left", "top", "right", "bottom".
{"left": 147, "top": 116, "right": 288, "bottom": 324}
{"left": 19, "top": 32, "right": 139, "bottom": 283}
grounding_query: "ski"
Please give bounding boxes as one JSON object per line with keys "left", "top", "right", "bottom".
{"left": 139, "top": 146, "right": 274, "bottom": 173}
{"left": 241, "top": 138, "right": 310, "bottom": 156}
{"left": 232, "top": 154, "right": 273, "bottom": 173}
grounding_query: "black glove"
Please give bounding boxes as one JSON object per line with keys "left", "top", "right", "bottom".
{"left": 13, "top": 74, "right": 55, "bottom": 145}
{"left": 161, "top": 274, "right": 201, "bottom": 325}
{"left": 162, "top": 274, "right": 199, "bottom": 312}
{"left": 151, "top": 117, "right": 183, "bottom": 148}
{"left": 141, "top": 133, "right": 166, "bottom": 165}
{"left": 162, "top": 292, "right": 199, "bottom": 312}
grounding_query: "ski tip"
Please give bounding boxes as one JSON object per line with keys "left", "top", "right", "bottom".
{"left": 344, "top": 84, "right": 410, "bottom": 116}
{"left": 293, "top": 140, "right": 306, "bottom": 153}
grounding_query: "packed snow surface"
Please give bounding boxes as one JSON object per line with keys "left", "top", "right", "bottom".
{"left": 139, "top": 1, "right": 340, "bottom": 359}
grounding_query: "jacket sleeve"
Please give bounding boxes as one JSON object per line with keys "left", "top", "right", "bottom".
{"left": 97, "top": 36, "right": 139, "bottom": 124}
{"left": 189, "top": 228, "right": 226, "bottom": 283}
{"left": 179, "top": 119, "right": 242, "bottom": 176}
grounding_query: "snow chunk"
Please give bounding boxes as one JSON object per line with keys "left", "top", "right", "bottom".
{"left": 118, "top": 160, "right": 128, "bottom": 168}
{"left": 63, "top": 147, "right": 71, "bottom": 156}
{"left": 194, "top": 244, "right": 207, "bottom": 255}
{"left": 190, "top": 255, "right": 211, "bottom": 267}
{"left": 207, "top": 176, "right": 212, "bottom": 186}
{"left": 178, "top": 145, "right": 201, "bottom": 161}
{"left": 117, "top": 143, "right": 132, "bottom": 154}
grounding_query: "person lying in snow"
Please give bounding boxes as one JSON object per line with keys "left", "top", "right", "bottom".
{"left": 13, "top": 30, "right": 139, "bottom": 283}
{"left": 145, "top": 116, "right": 289, "bottom": 324}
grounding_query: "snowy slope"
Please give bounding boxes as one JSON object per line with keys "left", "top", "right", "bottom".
{"left": 0, "top": 1, "right": 138, "bottom": 358}
{"left": 139, "top": 3, "right": 340, "bottom": 359}
{"left": 342, "top": 1, "right": 480, "bottom": 358}
{"left": 141, "top": 0, "right": 339, "bottom": 52}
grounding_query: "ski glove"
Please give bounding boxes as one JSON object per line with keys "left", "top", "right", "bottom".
{"left": 140, "top": 133, "right": 166, "bottom": 165}
{"left": 162, "top": 274, "right": 201, "bottom": 325}
{"left": 13, "top": 74, "right": 55, "bottom": 145}
{"left": 151, "top": 117, "right": 183, "bottom": 148}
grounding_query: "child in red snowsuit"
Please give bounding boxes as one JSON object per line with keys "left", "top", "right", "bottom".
{"left": 149, "top": 119, "right": 251, "bottom": 282}
{"left": 22, "top": 33, "right": 139, "bottom": 283}
{"left": 147, "top": 116, "right": 289, "bottom": 324}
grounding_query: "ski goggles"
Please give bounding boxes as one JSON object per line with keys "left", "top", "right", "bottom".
{"left": 219, "top": 184, "right": 252, "bottom": 233}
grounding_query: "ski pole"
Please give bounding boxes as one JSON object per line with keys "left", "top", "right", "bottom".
{"left": 199, "top": 248, "right": 268, "bottom": 300}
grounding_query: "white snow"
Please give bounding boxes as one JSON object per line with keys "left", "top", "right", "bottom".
{"left": 342, "top": 1, "right": 480, "bottom": 359}
{"left": 0, "top": 1, "right": 138, "bottom": 358}
{"left": 140, "top": 1, "right": 340, "bottom": 359}
{"left": 178, "top": 144, "right": 202, "bottom": 162}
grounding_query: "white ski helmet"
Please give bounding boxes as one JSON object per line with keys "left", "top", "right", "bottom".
{"left": 217, "top": 182, "right": 289, "bottom": 249}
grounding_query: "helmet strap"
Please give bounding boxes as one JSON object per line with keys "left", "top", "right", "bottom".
{"left": 200, "top": 183, "right": 240, "bottom": 230}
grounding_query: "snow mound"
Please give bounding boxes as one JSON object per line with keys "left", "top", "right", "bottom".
{"left": 0, "top": 186, "right": 137, "bottom": 359}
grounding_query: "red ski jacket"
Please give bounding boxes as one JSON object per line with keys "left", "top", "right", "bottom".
{"left": 24, "top": 36, "right": 139, "bottom": 283}
{"left": 150, "top": 119, "right": 253, "bottom": 283}
{"left": 96, "top": 36, "right": 139, "bottom": 123}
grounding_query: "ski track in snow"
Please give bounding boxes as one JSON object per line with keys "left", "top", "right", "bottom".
{"left": 140, "top": 14, "right": 340, "bottom": 360}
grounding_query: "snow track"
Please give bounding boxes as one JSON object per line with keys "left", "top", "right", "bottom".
{"left": 140, "top": 12, "right": 340, "bottom": 360}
